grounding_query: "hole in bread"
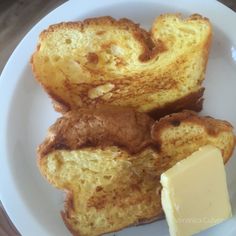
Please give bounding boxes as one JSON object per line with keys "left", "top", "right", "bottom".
{"left": 65, "top": 38, "right": 72, "bottom": 44}
{"left": 170, "top": 119, "right": 181, "bottom": 127}
{"left": 96, "top": 186, "right": 103, "bottom": 192}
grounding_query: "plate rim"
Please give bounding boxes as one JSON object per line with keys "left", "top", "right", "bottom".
{"left": 0, "top": 0, "right": 236, "bottom": 235}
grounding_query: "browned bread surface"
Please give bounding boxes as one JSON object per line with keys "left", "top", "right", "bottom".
{"left": 38, "top": 107, "right": 162, "bottom": 236}
{"left": 39, "top": 106, "right": 154, "bottom": 157}
{"left": 151, "top": 110, "right": 235, "bottom": 165}
{"left": 31, "top": 14, "right": 212, "bottom": 117}
{"left": 38, "top": 108, "right": 235, "bottom": 236}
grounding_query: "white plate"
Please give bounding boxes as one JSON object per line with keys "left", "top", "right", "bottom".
{"left": 0, "top": 0, "right": 236, "bottom": 235}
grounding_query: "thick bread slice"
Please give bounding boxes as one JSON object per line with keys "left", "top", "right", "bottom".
{"left": 31, "top": 14, "right": 212, "bottom": 117}
{"left": 38, "top": 108, "right": 235, "bottom": 236}
{"left": 151, "top": 110, "right": 235, "bottom": 166}
{"left": 38, "top": 107, "right": 160, "bottom": 236}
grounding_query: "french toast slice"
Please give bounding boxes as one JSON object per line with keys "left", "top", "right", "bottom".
{"left": 31, "top": 14, "right": 212, "bottom": 117}
{"left": 38, "top": 108, "right": 235, "bottom": 236}
{"left": 151, "top": 111, "right": 235, "bottom": 166}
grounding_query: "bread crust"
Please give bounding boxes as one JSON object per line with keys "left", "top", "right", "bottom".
{"left": 61, "top": 207, "right": 163, "bottom": 236}
{"left": 38, "top": 16, "right": 165, "bottom": 63}
{"left": 151, "top": 110, "right": 235, "bottom": 162}
{"left": 38, "top": 106, "right": 154, "bottom": 158}
{"left": 148, "top": 88, "right": 204, "bottom": 119}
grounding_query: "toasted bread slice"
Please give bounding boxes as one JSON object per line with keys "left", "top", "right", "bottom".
{"left": 38, "top": 108, "right": 234, "bottom": 236}
{"left": 151, "top": 110, "right": 235, "bottom": 166}
{"left": 31, "top": 14, "right": 212, "bottom": 117}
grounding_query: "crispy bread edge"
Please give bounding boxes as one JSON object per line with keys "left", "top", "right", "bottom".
{"left": 148, "top": 13, "right": 212, "bottom": 119}
{"left": 61, "top": 195, "right": 164, "bottom": 236}
{"left": 148, "top": 88, "right": 205, "bottom": 119}
{"left": 37, "top": 106, "right": 155, "bottom": 159}
{"left": 151, "top": 110, "right": 235, "bottom": 162}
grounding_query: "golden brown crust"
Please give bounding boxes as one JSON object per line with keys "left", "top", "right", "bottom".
{"left": 62, "top": 209, "right": 163, "bottom": 236}
{"left": 151, "top": 110, "right": 235, "bottom": 161}
{"left": 46, "top": 76, "right": 204, "bottom": 117}
{"left": 38, "top": 106, "right": 154, "bottom": 158}
{"left": 197, "top": 14, "right": 212, "bottom": 77}
{"left": 148, "top": 88, "right": 204, "bottom": 119}
{"left": 152, "top": 110, "right": 233, "bottom": 138}
{"left": 38, "top": 16, "right": 163, "bottom": 63}
{"left": 61, "top": 211, "right": 81, "bottom": 236}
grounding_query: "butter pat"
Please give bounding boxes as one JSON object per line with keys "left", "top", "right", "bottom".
{"left": 160, "top": 145, "right": 232, "bottom": 236}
